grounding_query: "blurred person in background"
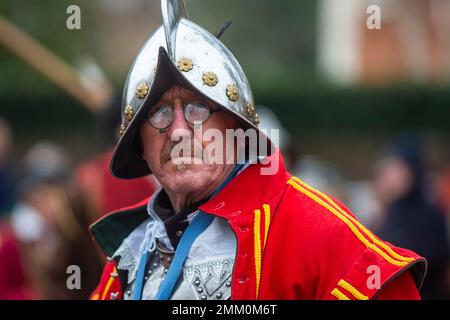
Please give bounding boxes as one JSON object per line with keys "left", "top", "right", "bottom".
{"left": 0, "top": 117, "right": 16, "bottom": 217}
{"left": 374, "top": 133, "right": 450, "bottom": 299}
{"left": 256, "top": 105, "right": 294, "bottom": 170}
{"left": 75, "top": 95, "right": 157, "bottom": 222}
{"left": 7, "top": 142, "right": 102, "bottom": 299}
{"left": 292, "top": 156, "right": 345, "bottom": 202}
{"left": 0, "top": 222, "right": 34, "bottom": 299}
{"left": 0, "top": 118, "right": 28, "bottom": 299}
{"left": 437, "top": 159, "right": 450, "bottom": 217}
{"left": 435, "top": 153, "right": 450, "bottom": 297}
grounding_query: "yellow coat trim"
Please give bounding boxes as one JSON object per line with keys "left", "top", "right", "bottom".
{"left": 253, "top": 204, "right": 271, "bottom": 299}
{"left": 338, "top": 279, "right": 369, "bottom": 300}
{"left": 262, "top": 204, "right": 271, "bottom": 248}
{"left": 101, "top": 267, "right": 117, "bottom": 300}
{"left": 331, "top": 288, "right": 350, "bottom": 300}
{"left": 287, "top": 179, "right": 409, "bottom": 267}
{"left": 254, "top": 208, "right": 262, "bottom": 298}
{"left": 91, "top": 293, "right": 100, "bottom": 300}
{"left": 291, "top": 176, "right": 414, "bottom": 263}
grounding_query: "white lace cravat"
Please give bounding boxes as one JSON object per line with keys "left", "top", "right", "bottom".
{"left": 139, "top": 200, "right": 174, "bottom": 254}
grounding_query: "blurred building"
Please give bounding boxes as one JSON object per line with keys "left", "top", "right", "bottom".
{"left": 94, "top": 0, "right": 161, "bottom": 76}
{"left": 319, "top": 0, "right": 450, "bottom": 85}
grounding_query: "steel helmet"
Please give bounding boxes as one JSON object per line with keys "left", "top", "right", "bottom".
{"left": 112, "top": 0, "right": 273, "bottom": 179}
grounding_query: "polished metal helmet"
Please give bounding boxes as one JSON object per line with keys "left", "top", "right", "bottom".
{"left": 112, "top": 0, "right": 273, "bottom": 179}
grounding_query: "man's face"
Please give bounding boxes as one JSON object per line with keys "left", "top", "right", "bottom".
{"left": 140, "top": 85, "right": 239, "bottom": 195}
{"left": 374, "top": 156, "right": 413, "bottom": 206}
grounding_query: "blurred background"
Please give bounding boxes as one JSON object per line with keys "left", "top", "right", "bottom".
{"left": 0, "top": 0, "right": 449, "bottom": 299}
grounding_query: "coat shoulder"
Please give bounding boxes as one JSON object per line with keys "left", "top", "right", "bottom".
{"left": 264, "top": 175, "right": 427, "bottom": 299}
{"left": 277, "top": 176, "right": 366, "bottom": 238}
{"left": 89, "top": 197, "right": 150, "bottom": 258}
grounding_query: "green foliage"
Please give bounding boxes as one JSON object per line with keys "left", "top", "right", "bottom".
{"left": 256, "top": 85, "right": 450, "bottom": 135}
{"left": 0, "top": 0, "right": 96, "bottom": 94}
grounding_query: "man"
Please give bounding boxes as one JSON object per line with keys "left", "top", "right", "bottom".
{"left": 90, "top": 0, "right": 426, "bottom": 300}
{"left": 374, "top": 134, "right": 449, "bottom": 299}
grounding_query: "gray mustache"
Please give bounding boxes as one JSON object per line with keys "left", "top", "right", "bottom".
{"left": 160, "top": 138, "right": 205, "bottom": 164}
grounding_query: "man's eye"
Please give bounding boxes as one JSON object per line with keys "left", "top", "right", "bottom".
{"left": 185, "top": 103, "right": 210, "bottom": 122}
{"left": 152, "top": 105, "right": 170, "bottom": 117}
{"left": 152, "top": 105, "right": 165, "bottom": 114}
{"left": 192, "top": 102, "right": 211, "bottom": 110}
{"left": 149, "top": 105, "right": 173, "bottom": 128}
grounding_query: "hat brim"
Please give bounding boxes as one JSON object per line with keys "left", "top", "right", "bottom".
{"left": 111, "top": 47, "right": 273, "bottom": 179}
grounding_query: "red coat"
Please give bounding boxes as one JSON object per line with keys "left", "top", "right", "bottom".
{"left": 90, "top": 151, "right": 427, "bottom": 300}
{"left": 0, "top": 224, "right": 35, "bottom": 299}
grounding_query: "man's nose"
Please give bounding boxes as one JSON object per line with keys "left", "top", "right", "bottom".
{"left": 167, "top": 98, "right": 191, "bottom": 140}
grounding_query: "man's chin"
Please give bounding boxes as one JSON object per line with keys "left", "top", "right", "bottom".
{"left": 160, "top": 169, "right": 213, "bottom": 194}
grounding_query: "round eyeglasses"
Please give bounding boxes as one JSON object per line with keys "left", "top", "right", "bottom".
{"left": 147, "top": 101, "right": 222, "bottom": 132}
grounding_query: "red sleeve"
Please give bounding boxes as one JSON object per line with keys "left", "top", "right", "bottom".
{"left": 375, "top": 270, "right": 421, "bottom": 300}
